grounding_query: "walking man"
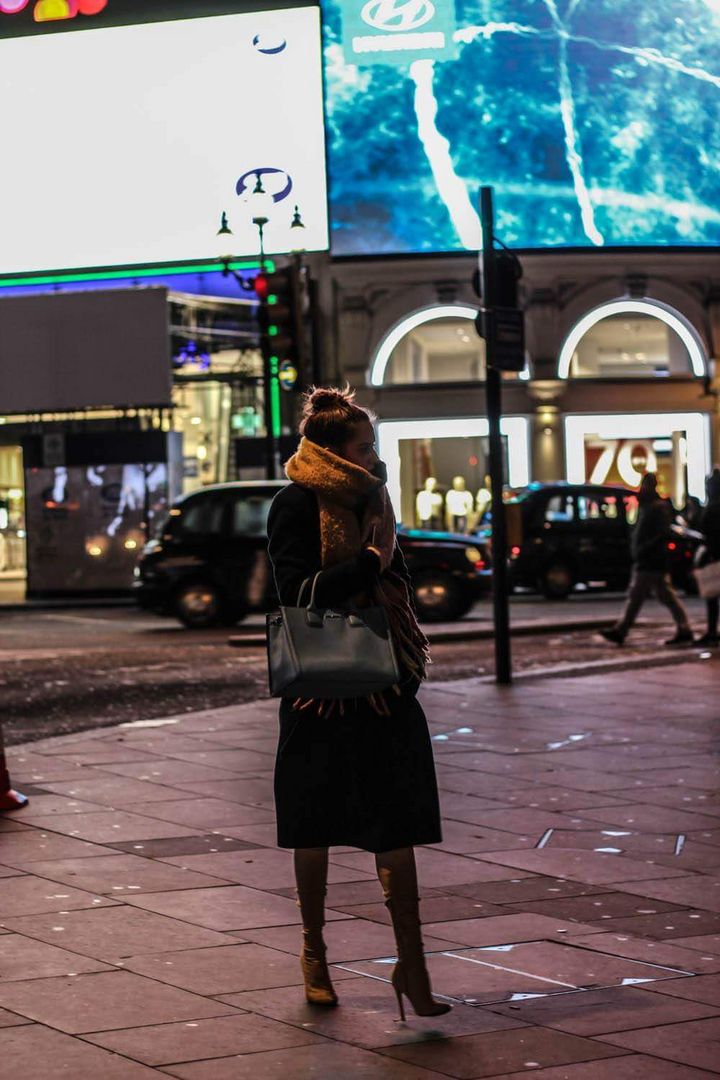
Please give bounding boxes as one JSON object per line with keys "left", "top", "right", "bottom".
{"left": 601, "top": 473, "right": 693, "bottom": 647}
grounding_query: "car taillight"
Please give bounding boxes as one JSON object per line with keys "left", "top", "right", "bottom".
{"left": 475, "top": 559, "right": 485, "bottom": 570}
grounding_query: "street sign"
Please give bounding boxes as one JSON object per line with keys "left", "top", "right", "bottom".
{"left": 489, "top": 307, "right": 525, "bottom": 372}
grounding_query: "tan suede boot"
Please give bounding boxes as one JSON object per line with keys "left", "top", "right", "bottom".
{"left": 294, "top": 847, "right": 338, "bottom": 1007}
{"left": 376, "top": 847, "right": 451, "bottom": 1021}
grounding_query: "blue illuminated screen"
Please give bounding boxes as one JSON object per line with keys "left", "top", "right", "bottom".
{"left": 323, "top": 0, "right": 720, "bottom": 254}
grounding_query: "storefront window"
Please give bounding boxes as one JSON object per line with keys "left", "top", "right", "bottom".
{"left": 172, "top": 348, "right": 263, "bottom": 493}
{"left": 565, "top": 413, "right": 710, "bottom": 504}
{"left": 383, "top": 316, "right": 486, "bottom": 385}
{"left": 568, "top": 313, "right": 693, "bottom": 378}
{"left": 0, "top": 446, "right": 26, "bottom": 592}
{"left": 398, "top": 434, "right": 501, "bottom": 532}
{"left": 379, "top": 418, "right": 531, "bottom": 532}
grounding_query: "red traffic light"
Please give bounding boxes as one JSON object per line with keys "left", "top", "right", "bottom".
{"left": 253, "top": 273, "right": 270, "bottom": 300}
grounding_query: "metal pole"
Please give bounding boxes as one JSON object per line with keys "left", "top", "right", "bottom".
{"left": 256, "top": 221, "right": 278, "bottom": 480}
{"left": 481, "top": 186, "right": 512, "bottom": 685}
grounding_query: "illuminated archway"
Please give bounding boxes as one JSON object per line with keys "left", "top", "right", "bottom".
{"left": 369, "top": 304, "right": 480, "bottom": 387}
{"left": 369, "top": 304, "right": 531, "bottom": 387}
{"left": 558, "top": 299, "right": 707, "bottom": 379}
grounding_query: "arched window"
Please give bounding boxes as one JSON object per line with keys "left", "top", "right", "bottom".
{"left": 370, "top": 304, "right": 530, "bottom": 387}
{"left": 558, "top": 300, "right": 707, "bottom": 379}
{"left": 370, "top": 306, "right": 486, "bottom": 386}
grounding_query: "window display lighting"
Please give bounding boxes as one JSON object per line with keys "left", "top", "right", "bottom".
{"left": 377, "top": 416, "right": 531, "bottom": 517}
{"left": 564, "top": 412, "right": 711, "bottom": 499}
{"left": 558, "top": 300, "right": 707, "bottom": 379}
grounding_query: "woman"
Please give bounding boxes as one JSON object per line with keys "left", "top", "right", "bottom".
{"left": 0, "top": 724, "right": 28, "bottom": 812}
{"left": 697, "top": 469, "right": 720, "bottom": 646}
{"left": 267, "top": 386, "right": 450, "bottom": 1022}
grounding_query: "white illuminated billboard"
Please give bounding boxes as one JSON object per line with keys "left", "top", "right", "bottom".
{"left": 0, "top": 6, "right": 328, "bottom": 275}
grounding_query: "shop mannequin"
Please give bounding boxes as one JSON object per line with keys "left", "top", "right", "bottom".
{"left": 476, "top": 475, "right": 492, "bottom": 523}
{"left": 415, "top": 477, "right": 443, "bottom": 530}
{"left": 445, "top": 476, "right": 474, "bottom": 533}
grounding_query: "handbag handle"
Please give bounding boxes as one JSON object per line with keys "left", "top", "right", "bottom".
{"left": 296, "top": 577, "right": 313, "bottom": 606}
{"left": 306, "top": 572, "right": 324, "bottom": 627}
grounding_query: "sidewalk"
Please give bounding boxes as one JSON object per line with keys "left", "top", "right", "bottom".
{"left": 1, "top": 660, "right": 719, "bottom": 1078}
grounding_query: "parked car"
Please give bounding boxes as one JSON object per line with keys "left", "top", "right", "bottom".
{"left": 134, "top": 482, "right": 490, "bottom": 627}
{"left": 481, "top": 482, "right": 698, "bottom": 599}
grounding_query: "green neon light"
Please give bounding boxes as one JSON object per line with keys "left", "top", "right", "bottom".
{"left": 268, "top": 294, "right": 278, "bottom": 305}
{"left": 271, "top": 376, "right": 282, "bottom": 439}
{"left": 268, "top": 326, "right": 279, "bottom": 337}
{"left": 0, "top": 258, "right": 275, "bottom": 290}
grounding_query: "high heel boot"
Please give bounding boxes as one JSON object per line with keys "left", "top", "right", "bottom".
{"left": 294, "top": 847, "right": 338, "bottom": 1007}
{"left": 376, "top": 847, "right": 451, "bottom": 1021}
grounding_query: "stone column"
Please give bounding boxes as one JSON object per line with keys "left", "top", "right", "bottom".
{"left": 527, "top": 380, "right": 567, "bottom": 483}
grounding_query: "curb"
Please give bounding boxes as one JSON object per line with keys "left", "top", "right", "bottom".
{"left": 0, "top": 598, "right": 134, "bottom": 612}
{"left": 469, "top": 646, "right": 716, "bottom": 683}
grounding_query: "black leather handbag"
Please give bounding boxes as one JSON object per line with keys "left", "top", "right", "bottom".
{"left": 266, "top": 573, "right": 400, "bottom": 699}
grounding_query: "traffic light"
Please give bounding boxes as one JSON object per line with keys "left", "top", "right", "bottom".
{"left": 472, "top": 247, "right": 525, "bottom": 371}
{"left": 253, "top": 268, "right": 295, "bottom": 356}
{"left": 253, "top": 267, "right": 299, "bottom": 444}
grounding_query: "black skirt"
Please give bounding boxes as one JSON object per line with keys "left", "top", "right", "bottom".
{"left": 274, "top": 688, "right": 442, "bottom": 853}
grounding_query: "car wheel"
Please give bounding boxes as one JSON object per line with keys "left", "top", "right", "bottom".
{"left": 175, "top": 580, "right": 225, "bottom": 628}
{"left": 539, "top": 561, "right": 573, "bottom": 599}
{"left": 412, "top": 572, "right": 467, "bottom": 622}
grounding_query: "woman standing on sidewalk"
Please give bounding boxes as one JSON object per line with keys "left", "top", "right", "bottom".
{"left": 0, "top": 723, "right": 28, "bottom": 812}
{"left": 267, "top": 386, "right": 450, "bottom": 1022}
{"left": 697, "top": 469, "right": 720, "bottom": 646}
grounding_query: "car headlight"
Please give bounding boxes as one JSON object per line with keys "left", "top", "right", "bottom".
{"left": 465, "top": 546, "right": 482, "bottom": 564}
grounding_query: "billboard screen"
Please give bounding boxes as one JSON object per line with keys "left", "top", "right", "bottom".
{"left": 25, "top": 462, "right": 169, "bottom": 593}
{"left": 323, "top": 0, "right": 720, "bottom": 255}
{"left": 0, "top": 3, "right": 328, "bottom": 275}
{"left": 0, "top": 288, "right": 172, "bottom": 411}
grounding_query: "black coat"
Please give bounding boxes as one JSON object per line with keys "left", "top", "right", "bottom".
{"left": 701, "top": 501, "right": 720, "bottom": 562}
{"left": 267, "top": 482, "right": 442, "bottom": 852}
{"left": 632, "top": 497, "right": 673, "bottom": 573}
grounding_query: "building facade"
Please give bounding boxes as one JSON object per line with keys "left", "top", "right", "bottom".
{"left": 324, "top": 249, "right": 720, "bottom": 529}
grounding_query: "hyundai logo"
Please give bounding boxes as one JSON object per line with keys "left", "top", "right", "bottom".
{"left": 360, "top": 0, "right": 435, "bottom": 33}
{"left": 236, "top": 167, "right": 293, "bottom": 204}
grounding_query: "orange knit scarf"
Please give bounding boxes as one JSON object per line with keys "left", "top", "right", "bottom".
{"left": 285, "top": 437, "right": 430, "bottom": 716}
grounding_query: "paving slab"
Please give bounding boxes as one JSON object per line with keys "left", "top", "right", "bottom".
{"left": 0, "top": 970, "right": 237, "bottom": 1033}
{"left": 643, "top": 974, "right": 720, "bottom": 1007}
{"left": 0, "top": 872, "right": 116, "bottom": 916}
{"left": 0, "top": 1023, "right": 165, "bottom": 1079}
{"left": 222, "top": 976, "right": 524, "bottom": 1050}
{"left": 495, "top": 1058, "right": 717, "bottom": 1079}
{"left": 162, "top": 1041, "right": 452, "bottom": 1079}
{"left": 486, "top": 983, "right": 720, "bottom": 1035}
{"left": 1, "top": 905, "right": 231, "bottom": 964}
{"left": 0, "top": 933, "right": 112, "bottom": 980}
{"left": 120, "top": 883, "right": 342, "bottom": 931}
{"left": 379, "top": 1025, "right": 627, "bottom": 1078}
{"left": 83, "top": 1012, "right": 323, "bottom": 1066}
{"left": 597, "top": 1016, "right": 720, "bottom": 1072}
{"left": 19, "top": 853, "right": 235, "bottom": 895}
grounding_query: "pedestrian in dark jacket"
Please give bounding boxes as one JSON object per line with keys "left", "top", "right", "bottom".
{"left": 267, "top": 385, "right": 450, "bottom": 1023}
{"left": 696, "top": 469, "right": 720, "bottom": 646}
{"left": 601, "top": 472, "right": 693, "bottom": 646}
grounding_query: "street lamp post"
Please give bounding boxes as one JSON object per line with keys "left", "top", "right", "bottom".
{"left": 288, "top": 205, "right": 310, "bottom": 390}
{"left": 214, "top": 173, "right": 292, "bottom": 480}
